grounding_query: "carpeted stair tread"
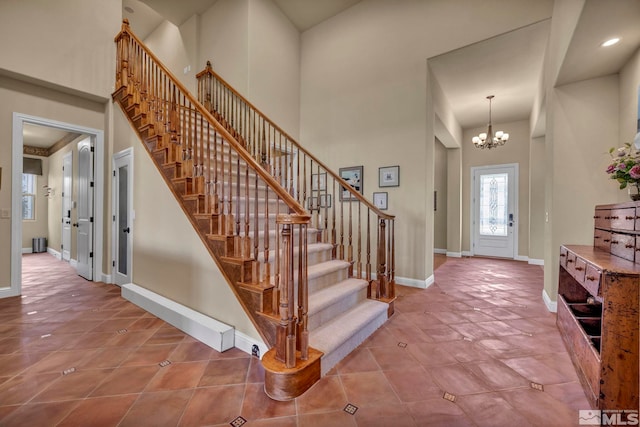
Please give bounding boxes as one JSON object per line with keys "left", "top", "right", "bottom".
{"left": 310, "top": 299, "right": 388, "bottom": 355}
{"left": 308, "top": 278, "right": 368, "bottom": 314}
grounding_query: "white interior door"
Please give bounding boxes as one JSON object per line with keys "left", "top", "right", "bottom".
{"left": 472, "top": 164, "right": 518, "bottom": 259}
{"left": 76, "top": 138, "right": 94, "bottom": 280}
{"left": 61, "top": 152, "right": 72, "bottom": 261}
{"left": 113, "top": 149, "right": 133, "bottom": 286}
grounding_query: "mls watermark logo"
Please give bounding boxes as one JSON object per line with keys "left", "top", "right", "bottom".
{"left": 579, "top": 410, "right": 639, "bottom": 425}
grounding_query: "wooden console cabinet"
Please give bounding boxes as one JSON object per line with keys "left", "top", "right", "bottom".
{"left": 557, "top": 202, "right": 639, "bottom": 411}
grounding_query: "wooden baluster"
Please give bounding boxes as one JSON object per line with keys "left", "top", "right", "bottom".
{"left": 339, "top": 186, "right": 344, "bottom": 260}
{"left": 377, "top": 218, "right": 387, "bottom": 298}
{"left": 357, "top": 202, "right": 362, "bottom": 278}
{"left": 212, "top": 129, "right": 219, "bottom": 216}
{"left": 331, "top": 179, "right": 337, "bottom": 258}
{"left": 243, "top": 166, "right": 250, "bottom": 259}
{"left": 235, "top": 158, "right": 241, "bottom": 253}
{"left": 366, "top": 209, "right": 373, "bottom": 295}
{"left": 297, "top": 222, "right": 309, "bottom": 361}
{"left": 273, "top": 194, "right": 280, "bottom": 317}
{"left": 263, "top": 183, "right": 271, "bottom": 286}
{"left": 205, "top": 122, "right": 211, "bottom": 213}
{"left": 348, "top": 192, "right": 353, "bottom": 275}
{"left": 253, "top": 170, "right": 259, "bottom": 275}
{"left": 225, "top": 142, "right": 234, "bottom": 236}
{"left": 389, "top": 219, "right": 395, "bottom": 298}
{"left": 276, "top": 216, "right": 295, "bottom": 368}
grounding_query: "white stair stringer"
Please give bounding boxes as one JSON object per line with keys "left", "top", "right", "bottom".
{"left": 310, "top": 298, "right": 388, "bottom": 376}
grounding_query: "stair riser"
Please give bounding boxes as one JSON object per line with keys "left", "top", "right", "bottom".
{"left": 308, "top": 286, "right": 368, "bottom": 331}
{"left": 309, "top": 267, "right": 350, "bottom": 294}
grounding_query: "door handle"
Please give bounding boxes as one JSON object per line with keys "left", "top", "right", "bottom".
{"left": 72, "top": 223, "right": 78, "bottom": 227}
{"left": 123, "top": 227, "right": 130, "bottom": 233}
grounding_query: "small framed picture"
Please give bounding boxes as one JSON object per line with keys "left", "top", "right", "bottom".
{"left": 311, "top": 172, "right": 326, "bottom": 191}
{"left": 379, "top": 165, "right": 400, "bottom": 187}
{"left": 307, "top": 194, "right": 332, "bottom": 211}
{"left": 339, "top": 166, "right": 363, "bottom": 201}
{"left": 373, "top": 192, "right": 388, "bottom": 210}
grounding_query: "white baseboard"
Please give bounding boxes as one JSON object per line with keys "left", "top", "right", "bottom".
{"left": 434, "top": 248, "right": 447, "bottom": 254}
{"left": 446, "top": 251, "right": 463, "bottom": 258}
{"left": 48, "top": 247, "right": 62, "bottom": 259}
{"left": 515, "top": 255, "right": 529, "bottom": 262}
{"left": 462, "top": 251, "right": 473, "bottom": 257}
{"left": 234, "top": 330, "right": 268, "bottom": 359}
{"left": 424, "top": 274, "right": 434, "bottom": 289}
{"left": 122, "top": 283, "right": 235, "bottom": 353}
{"left": 528, "top": 258, "right": 544, "bottom": 266}
{"left": 22, "top": 248, "right": 32, "bottom": 254}
{"left": 101, "top": 273, "right": 112, "bottom": 284}
{"left": 70, "top": 259, "right": 78, "bottom": 268}
{"left": 542, "top": 288, "right": 557, "bottom": 313}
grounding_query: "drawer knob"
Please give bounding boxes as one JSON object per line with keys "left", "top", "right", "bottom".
{"left": 611, "top": 240, "right": 619, "bottom": 244}
{"left": 594, "top": 236, "right": 601, "bottom": 239}
{"left": 605, "top": 216, "right": 611, "bottom": 219}
{"left": 560, "top": 253, "right": 566, "bottom": 257}
{"left": 611, "top": 216, "right": 619, "bottom": 219}
{"left": 586, "top": 275, "right": 596, "bottom": 281}
{"left": 575, "top": 266, "right": 584, "bottom": 271}
{"left": 567, "top": 259, "right": 574, "bottom": 263}
{"left": 626, "top": 244, "right": 634, "bottom": 248}
{"left": 593, "top": 215, "right": 600, "bottom": 219}
{"left": 604, "top": 239, "right": 611, "bottom": 242}
{"left": 627, "top": 216, "right": 635, "bottom": 220}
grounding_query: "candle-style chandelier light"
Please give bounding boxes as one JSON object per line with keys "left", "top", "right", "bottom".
{"left": 472, "top": 95, "right": 509, "bottom": 149}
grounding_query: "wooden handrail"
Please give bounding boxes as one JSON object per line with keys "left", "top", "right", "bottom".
{"left": 197, "top": 61, "right": 394, "bottom": 221}
{"left": 115, "top": 20, "right": 306, "bottom": 217}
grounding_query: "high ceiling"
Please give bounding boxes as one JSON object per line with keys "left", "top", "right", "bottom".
{"left": 115, "top": 1, "right": 637, "bottom": 142}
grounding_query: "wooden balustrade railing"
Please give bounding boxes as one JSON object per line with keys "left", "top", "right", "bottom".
{"left": 114, "top": 20, "right": 312, "bottom": 366}
{"left": 196, "top": 61, "right": 396, "bottom": 300}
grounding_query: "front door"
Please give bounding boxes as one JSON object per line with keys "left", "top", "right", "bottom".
{"left": 61, "top": 152, "right": 72, "bottom": 261}
{"left": 472, "top": 164, "right": 517, "bottom": 259}
{"left": 76, "top": 138, "right": 94, "bottom": 280}
{"left": 113, "top": 149, "right": 133, "bottom": 285}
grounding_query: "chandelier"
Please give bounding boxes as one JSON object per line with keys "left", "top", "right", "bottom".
{"left": 472, "top": 95, "right": 509, "bottom": 149}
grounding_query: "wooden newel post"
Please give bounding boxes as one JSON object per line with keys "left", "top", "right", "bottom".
{"left": 377, "top": 217, "right": 387, "bottom": 298}
{"left": 118, "top": 19, "right": 131, "bottom": 91}
{"left": 276, "top": 217, "right": 295, "bottom": 367}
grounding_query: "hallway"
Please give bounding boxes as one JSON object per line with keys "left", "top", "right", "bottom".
{"left": 0, "top": 253, "right": 588, "bottom": 426}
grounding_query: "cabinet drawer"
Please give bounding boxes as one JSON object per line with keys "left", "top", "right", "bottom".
{"left": 594, "top": 209, "right": 611, "bottom": 229}
{"left": 610, "top": 232, "right": 635, "bottom": 262}
{"left": 557, "top": 296, "right": 600, "bottom": 407}
{"left": 572, "top": 257, "right": 587, "bottom": 283}
{"left": 583, "top": 263, "right": 602, "bottom": 297}
{"left": 610, "top": 208, "right": 636, "bottom": 230}
{"left": 593, "top": 229, "right": 611, "bottom": 252}
{"left": 559, "top": 246, "right": 568, "bottom": 268}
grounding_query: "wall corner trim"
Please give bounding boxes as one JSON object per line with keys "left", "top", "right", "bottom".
{"left": 542, "top": 288, "right": 557, "bottom": 313}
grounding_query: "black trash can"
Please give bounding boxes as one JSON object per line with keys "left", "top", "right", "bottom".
{"left": 32, "top": 237, "right": 47, "bottom": 253}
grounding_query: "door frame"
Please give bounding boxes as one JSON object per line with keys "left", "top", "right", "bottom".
{"left": 470, "top": 163, "right": 519, "bottom": 259}
{"left": 112, "top": 148, "right": 133, "bottom": 286}
{"left": 61, "top": 151, "right": 73, "bottom": 262}
{"left": 76, "top": 137, "right": 95, "bottom": 280}
{"left": 6, "top": 112, "right": 105, "bottom": 298}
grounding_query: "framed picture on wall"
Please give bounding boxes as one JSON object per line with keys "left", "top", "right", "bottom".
{"left": 339, "top": 166, "right": 363, "bottom": 201}
{"left": 311, "top": 172, "right": 327, "bottom": 191}
{"left": 373, "top": 192, "right": 388, "bottom": 210}
{"left": 379, "top": 165, "right": 400, "bottom": 187}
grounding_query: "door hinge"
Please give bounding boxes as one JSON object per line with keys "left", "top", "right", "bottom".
{"left": 61, "top": 244, "right": 63, "bottom": 249}
{"left": 113, "top": 260, "right": 116, "bottom": 267}
{"left": 90, "top": 146, "right": 94, "bottom": 152}
{"left": 89, "top": 252, "right": 93, "bottom": 258}
{"left": 113, "top": 215, "right": 116, "bottom": 222}
{"left": 113, "top": 170, "right": 116, "bottom": 177}
{"left": 90, "top": 217, "right": 94, "bottom": 223}
{"left": 90, "top": 182, "right": 94, "bottom": 188}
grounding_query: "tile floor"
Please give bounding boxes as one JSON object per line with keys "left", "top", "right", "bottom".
{"left": 0, "top": 253, "right": 590, "bottom": 426}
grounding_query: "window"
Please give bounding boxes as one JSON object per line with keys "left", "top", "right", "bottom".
{"left": 22, "top": 174, "right": 36, "bottom": 220}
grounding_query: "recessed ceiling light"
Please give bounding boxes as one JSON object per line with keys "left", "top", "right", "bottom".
{"left": 124, "top": 6, "right": 134, "bottom": 13}
{"left": 601, "top": 38, "right": 620, "bottom": 47}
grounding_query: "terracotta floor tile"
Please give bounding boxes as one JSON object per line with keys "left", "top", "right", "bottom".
{"left": 241, "top": 382, "right": 296, "bottom": 420}
{"left": 198, "top": 357, "right": 250, "bottom": 387}
{"left": 339, "top": 371, "right": 400, "bottom": 408}
{"left": 179, "top": 385, "right": 245, "bottom": 426}
{"left": 296, "top": 375, "right": 348, "bottom": 414}
{"left": 0, "top": 400, "right": 79, "bottom": 427}
{"left": 146, "top": 360, "right": 208, "bottom": 391}
{"left": 427, "top": 364, "right": 490, "bottom": 395}
{"left": 405, "top": 398, "right": 475, "bottom": 427}
{"left": 383, "top": 366, "right": 442, "bottom": 402}
{"left": 335, "top": 347, "right": 380, "bottom": 374}
{"left": 119, "top": 389, "right": 193, "bottom": 427}
{"left": 8, "top": 253, "right": 591, "bottom": 426}
{"left": 31, "top": 368, "right": 113, "bottom": 402}
{"left": 56, "top": 394, "right": 138, "bottom": 427}
{"left": 90, "top": 365, "right": 160, "bottom": 396}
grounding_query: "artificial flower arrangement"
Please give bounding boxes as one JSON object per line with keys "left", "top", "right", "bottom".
{"left": 606, "top": 143, "right": 640, "bottom": 189}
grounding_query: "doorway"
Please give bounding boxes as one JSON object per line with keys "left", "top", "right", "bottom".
{"left": 471, "top": 163, "right": 518, "bottom": 259}
{"left": 61, "top": 151, "right": 72, "bottom": 262}
{"left": 112, "top": 148, "right": 133, "bottom": 286}
{"left": 7, "top": 113, "right": 105, "bottom": 298}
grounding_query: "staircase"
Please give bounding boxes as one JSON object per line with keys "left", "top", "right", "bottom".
{"left": 113, "top": 20, "right": 396, "bottom": 400}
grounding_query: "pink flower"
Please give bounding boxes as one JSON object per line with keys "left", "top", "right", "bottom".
{"left": 616, "top": 162, "right": 628, "bottom": 171}
{"left": 629, "top": 165, "right": 640, "bottom": 179}
{"left": 606, "top": 164, "right": 616, "bottom": 174}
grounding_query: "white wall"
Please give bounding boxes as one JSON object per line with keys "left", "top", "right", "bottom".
{"left": 22, "top": 156, "right": 49, "bottom": 249}
{"left": 0, "top": 0, "right": 120, "bottom": 100}
{"left": 299, "top": 0, "right": 553, "bottom": 281}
